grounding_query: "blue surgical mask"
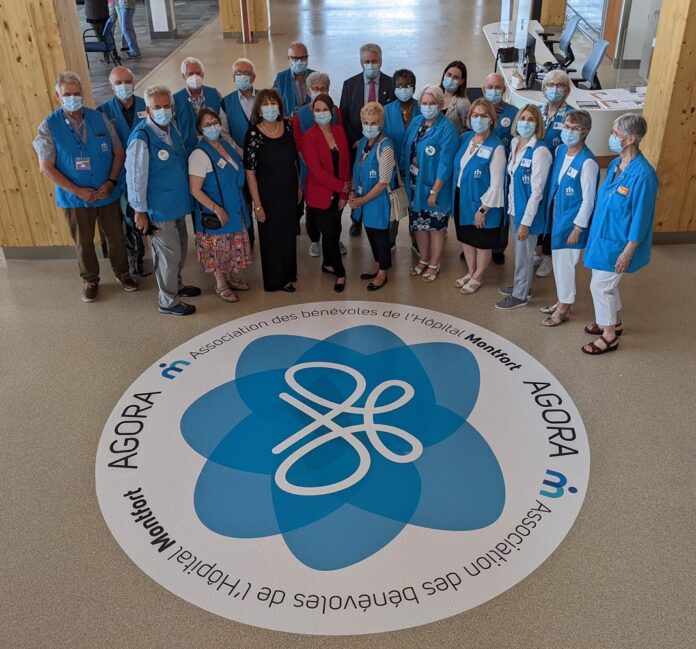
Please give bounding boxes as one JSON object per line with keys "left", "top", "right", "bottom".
{"left": 363, "top": 63, "right": 380, "bottom": 80}
{"left": 261, "top": 105, "right": 279, "bottom": 122}
{"left": 235, "top": 74, "right": 252, "bottom": 91}
{"left": 151, "top": 108, "right": 173, "bottom": 127}
{"left": 470, "top": 116, "right": 491, "bottom": 134}
{"left": 517, "top": 120, "right": 536, "bottom": 138}
{"left": 202, "top": 124, "right": 222, "bottom": 140}
{"left": 442, "top": 76, "right": 460, "bottom": 92}
{"left": 608, "top": 134, "right": 624, "bottom": 154}
{"left": 484, "top": 88, "right": 502, "bottom": 104}
{"left": 395, "top": 87, "right": 414, "bottom": 103}
{"left": 362, "top": 125, "right": 380, "bottom": 139}
{"left": 545, "top": 86, "right": 564, "bottom": 103}
{"left": 290, "top": 59, "right": 308, "bottom": 74}
{"left": 61, "top": 95, "right": 83, "bottom": 112}
{"left": 561, "top": 128, "right": 581, "bottom": 147}
{"left": 115, "top": 83, "right": 134, "bottom": 101}
{"left": 420, "top": 105, "right": 439, "bottom": 120}
{"left": 314, "top": 110, "right": 332, "bottom": 126}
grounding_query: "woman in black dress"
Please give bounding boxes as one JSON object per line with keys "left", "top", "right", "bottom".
{"left": 244, "top": 89, "right": 301, "bottom": 292}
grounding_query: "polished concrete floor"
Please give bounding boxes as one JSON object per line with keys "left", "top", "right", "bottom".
{"left": 3, "top": 1, "right": 694, "bottom": 647}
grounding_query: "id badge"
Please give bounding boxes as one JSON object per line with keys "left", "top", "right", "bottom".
{"left": 137, "top": 111, "right": 148, "bottom": 119}
{"left": 75, "top": 157, "right": 91, "bottom": 171}
{"left": 520, "top": 158, "right": 532, "bottom": 168}
{"left": 566, "top": 167, "right": 578, "bottom": 179}
{"left": 553, "top": 122, "right": 563, "bottom": 130}
{"left": 409, "top": 164, "right": 419, "bottom": 176}
{"left": 357, "top": 185, "right": 363, "bottom": 195}
{"left": 477, "top": 146, "right": 493, "bottom": 159}
{"left": 217, "top": 158, "right": 227, "bottom": 169}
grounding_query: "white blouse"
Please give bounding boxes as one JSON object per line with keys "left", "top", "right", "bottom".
{"left": 507, "top": 136, "right": 553, "bottom": 227}
{"left": 456, "top": 142, "right": 506, "bottom": 208}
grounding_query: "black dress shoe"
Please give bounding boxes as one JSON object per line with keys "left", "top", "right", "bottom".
{"left": 349, "top": 221, "right": 362, "bottom": 237}
{"left": 321, "top": 265, "right": 335, "bottom": 275}
{"left": 178, "top": 285, "right": 202, "bottom": 297}
{"left": 492, "top": 252, "right": 506, "bottom": 265}
{"left": 281, "top": 284, "right": 296, "bottom": 293}
{"left": 360, "top": 272, "right": 378, "bottom": 280}
{"left": 334, "top": 278, "right": 346, "bottom": 293}
{"left": 367, "top": 278, "right": 388, "bottom": 292}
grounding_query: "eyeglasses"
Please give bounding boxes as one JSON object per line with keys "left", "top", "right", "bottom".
{"left": 564, "top": 125, "right": 583, "bottom": 132}
{"left": 290, "top": 56, "right": 308, "bottom": 62}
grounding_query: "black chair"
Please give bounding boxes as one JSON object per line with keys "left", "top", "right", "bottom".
{"left": 83, "top": 16, "right": 121, "bottom": 69}
{"left": 571, "top": 39, "right": 609, "bottom": 90}
{"left": 539, "top": 15, "right": 582, "bottom": 69}
{"left": 465, "top": 88, "right": 483, "bottom": 103}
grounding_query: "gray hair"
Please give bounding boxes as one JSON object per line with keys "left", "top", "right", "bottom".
{"left": 180, "top": 57, "right": 204, "bottom": 75}
{"left": 483, "top": 72, "right": 505, "bottom": 88}
{"left": 360, "top": 43, "right": 382, "bottom": 59}
{"left": 613, "top": 113, "right": 648, "bottom": 143}
{"left": 565, "top": 109, "right": 592, "bottom": 134}
{"left": 144, "top": 84, "right": 172, "bottom": 105}
{"left": 420, "top": 84, "right": 445, "bottom": 108}
{"left": 55, "top": 71, "right": 82, "bottom": 93}
{"left": 542, "top": 69, "right": 571, "bottom": 92}
{"left": 306, "top": 71, "right": 330, "bottom": 89}
{"left": 288, "top": 41, "right": 308, "bottom": 53}
{"left": 232, "top": 57, "right": 256, "bottom": 74}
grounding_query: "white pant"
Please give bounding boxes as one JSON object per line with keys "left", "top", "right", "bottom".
{"left": 552, "top": 248, "right": 582, "bottom": 304}
{"left": 590, "top": 270, "right": 623, "bottom": 326}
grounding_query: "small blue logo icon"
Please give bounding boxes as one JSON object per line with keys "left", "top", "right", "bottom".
{"left": 539, "top": 469, "right": 577, "bottom": 498}
{"left": 160, "top": 360, "right": 191, "bottom": 380}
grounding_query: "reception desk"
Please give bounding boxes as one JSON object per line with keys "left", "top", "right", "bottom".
{"left": 484, "top": 21, "right": 643, "bottom": 161}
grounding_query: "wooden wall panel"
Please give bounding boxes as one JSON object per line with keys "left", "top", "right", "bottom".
{"left": 253, "top": 0, "right": 270, "bottom": 33}
{"left": 541, "top": 0, "right": 566, "bottom": 26}
{"left": 219, "top": 0, "right": 270, "bottom": 36}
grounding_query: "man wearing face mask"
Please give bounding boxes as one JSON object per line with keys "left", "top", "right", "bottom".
{"left": 126, "top": 84, "right": 200, "bottom": 316}
{"left": 340, "top": 43, "right": 394, "bottom": 236}
{"left": 33, "top": 71, "right": 136, "bottom": 303}
{"left": 222, "top": 58, "right": 258, "bottom": 152}
{"left": 173, "top": 57, "right": 227, "bottom": 155}
{"left": 273, "top": 41, "right": 315, "bottom": 115}
{"left": 98, "top": 66, "right": 149, "bottom": 276}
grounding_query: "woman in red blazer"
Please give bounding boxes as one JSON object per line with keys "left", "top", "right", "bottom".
{"left": 302, "top": 94, "right": 352, "bottom": 292}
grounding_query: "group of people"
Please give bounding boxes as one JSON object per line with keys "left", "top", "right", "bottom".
{"left": 33, "top": 41, "right": 658, "bottom": 355}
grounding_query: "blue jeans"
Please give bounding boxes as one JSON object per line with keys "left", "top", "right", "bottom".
{"left": 118, "top": 7, "right": 140, "bottom": 56}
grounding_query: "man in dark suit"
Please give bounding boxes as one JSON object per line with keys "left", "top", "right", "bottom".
{"left": 340, "top": 43, "right": 394, "bottom": 236}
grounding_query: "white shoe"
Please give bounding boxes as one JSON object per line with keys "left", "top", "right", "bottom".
{"left": 533, "top": 254, "right": 543, "bottom": 266}
{"left": 536, "top": 256, "right": 552, "bottom": 278}
{"left": 339, "top": 240, "right": 347, "bottom": 255}
{"left": 309, "top": 242, "right": 320, "bottom": 257}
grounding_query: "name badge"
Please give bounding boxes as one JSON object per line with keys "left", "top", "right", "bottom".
{"left": 357, "top": 185, "right": 362, "bottom": 194}
{"left": 566, "top": 167, "right": 578, "bottom": 179}
{"left": 520, "top": 158, "right": 532, "bottom": 168}
{"left": 477, "top": 146, "right": 493, "bottom": 160}
{"left": 501, "top": 117, "right": 511, "bottom": 128}
{"left": 75, "top": 157, "right": 91, "bottom": 171}
{"left": 100, "top": 141, "right": 109, "bottom": 152}
{"left": 617, "top": 185, "right": 630, "bottom": 196}
{"left": 158, "top": 150, "right": 170, "bottom": 161}
{"left": 553, "top": 122, "right": 563, "bottom": 130}
{"left": 409, "top": 164, "right": 419, "bottom": 177}
{"left": 425, "top": 145, "right": 436, "bottom": 156}
{"left": 137, "top": 111, "right": 148, "bottom": 119}
{"left": 369, "top": 169, "right": 377, "bottom": 178}
{"left": 217, "top": 158, "right": 227, "bottom": 169}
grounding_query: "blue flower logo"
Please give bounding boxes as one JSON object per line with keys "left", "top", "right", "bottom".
{"left": 181, "top": 325, "right": 505, "bottom": 570}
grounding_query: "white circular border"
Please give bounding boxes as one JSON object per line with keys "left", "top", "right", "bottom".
{"left": 96, "top": 302, "right": 590, "bottom": 635}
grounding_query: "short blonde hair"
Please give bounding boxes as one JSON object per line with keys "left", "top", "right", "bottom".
{"left": 467, "top": 98, "right": 497, "bottom": 129}
{"left": 360, "top": 101, "right": 384, "bottom": 125}
{"left": 512, "top": 103, "right": 545, "bottom": 141}
{"left": 419, "top": 84, "right": 445, "bottom": 108}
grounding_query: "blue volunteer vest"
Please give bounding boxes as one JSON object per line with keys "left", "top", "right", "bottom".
{"left": 46, "top": 108, "right": 120, "bottom": 209}
{"left": 352, "top": 136, "right": 395, "bottom": 230}
{"left": 492, "top": 101, "right": 517, "bottom": 153}
{"left": 548, "top": 144, "right": 598, "bottom": 250}
{"left": 193, "top": 139, "right": 251, "bottom": 235}
{"left": 453, "top": 131, "right": 504, "bottom": 228}
{"left": 383, "top": 98, "right": 418, "bottom": 160}
{"left": 274, "top": 67, "right": 315, "bottom": 115}
{"left": 128, "top": 121, "right": 193, "bottom": 221}
{"left": 173, "top": 86, "right": 222, "bottom": 154}
{"left": 542, "top": 103, "right": 571, "bottom": 154}
{"left": 221, "top": 91, "right": 252, "bottom": 149}
{"left": 511, "top": 141, "right": 550, "bottom": 234}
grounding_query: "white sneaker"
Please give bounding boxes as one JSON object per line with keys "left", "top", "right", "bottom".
{"left": 536, "top": 256, "right": 553, "bottom": 278}
{"left": 533, "top": 254, "right": 543, "bottom": 266}
{"left": 339, "top": 240, "right": 347, "bottom": 255}
{"left": 309, "top": 242, "right": 320, "bottom": 257}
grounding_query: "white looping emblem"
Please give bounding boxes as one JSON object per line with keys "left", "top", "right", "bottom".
{"left": 272, "top": 362, "right": 422, "bottom": 496}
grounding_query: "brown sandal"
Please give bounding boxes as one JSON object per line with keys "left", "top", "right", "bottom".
{"left": 216, "top": 286, "right": 239, "bottom": 303}
{"left": 585, "top": 321, "right": 623, "bottom": 336}
{"left": 581, "top": 335, "right": 618, "bottom": 355}
{"left": 227, "top": 277, "right": 250, "bottom": 291}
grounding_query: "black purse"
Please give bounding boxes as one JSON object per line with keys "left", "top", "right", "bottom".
{"left": 495, "top": 46, "right": 515, "bottom": 67}
{"left": 198, "top": 147, "right": 227, "bottom": 233}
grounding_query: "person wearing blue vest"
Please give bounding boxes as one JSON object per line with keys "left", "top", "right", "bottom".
{"left": 98, "top": 66, "right": 149, "bottom": 276}
{"left": 539, "top": 110, "right": 599, "bottom": 327}
{"left": 222, "top": 58, "right": 257, "bottom": 151}
{"left": 188, "top": 108, "right": 254, "bottom": 303}
{"left": 126, "top": 84, "right": 200, "bottom": 316}
{"left": 496, "top": 104, "right": 553, "bottom": 310}
{"left": 33, "top": 71, "right": 136, "bottom": 303}
{"left": 582, "top": 114, "right": 658, "bottom": 355}
{"left": 173, "top": 57, "right": 226, "bottom": 155}
{"left": 401, "top": 85, "right": 458, "bottom": 283}
{"left": 452, "top": 99, "right": 506, "bottom": 295}
{"left": 273, "top": 41, "right": 315, "bottom": 115}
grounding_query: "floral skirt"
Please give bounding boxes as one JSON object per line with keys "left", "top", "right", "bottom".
{"left": 195, "top": 229, "right": 253, "bottom": 274}
{"left": 409, "top": 208, "right": 450, "bottom": 232}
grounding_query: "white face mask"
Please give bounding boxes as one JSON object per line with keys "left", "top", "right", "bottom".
{"left": 186, "top": 74, "right": 203, "bottom": 90}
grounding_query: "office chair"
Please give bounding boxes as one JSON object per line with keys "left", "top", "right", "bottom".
{"left": 539, "top": 16, "right": 582, "bottom": 69}
{"left": 83, "top": 16, "right": 122, "bottom": 69}
{"left": 571, "top": 39, "right": 609, "bottom": 90}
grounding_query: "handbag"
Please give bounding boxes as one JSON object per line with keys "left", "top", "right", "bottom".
{"left": 376, "top": 140, "right": 409, "bottom": 222}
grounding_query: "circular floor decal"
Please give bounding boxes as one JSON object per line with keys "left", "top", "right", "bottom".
{"left": 96, "top": 302, "right": 589, "bottom": 635}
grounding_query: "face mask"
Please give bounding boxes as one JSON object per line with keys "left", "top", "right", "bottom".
{"left": 484, "top": 88, "right": 502, "bottom": 104}
{"left": 470, "top": 116, "right": 491, "bottom": 134}
{"left": 202, "top": 124, "right": 222, "bottom": 140}
{"left": 61, "top": 95, "right": 82, "bottom": 112}
{"left": 442, "top": 76, "right": 460, "bottom": 92}
{"left": 186, "top": 74, "right": 203, "bottom": 90}
{"left": 314, "top": 111, "right": 332, "bottom": 126}
{"left": 545, "top": 86, "right": 564, "bottom": 103}
{"left": 363, "top": 63, "right": 380, "bottom": 80}
{"left": 420, "top": 105, "right": 439, "bottom": 120}
{"left": 290, "top": 59, "right": 308, "bottom": 74}
{"left": 115, "top": 83, "right": 134, "bottom": 101}
{"left": 235, "top": 74, "right": 252, "bottom": 91}
{"left": 395, "top": 87, "right": 414, "bottom": 103}
{"left": 608, "top": 134, "right": 625, "bottom": 154}
{"left": 517, "top": 120, "right": 536, "bottom": 138}
{"left": 362, "top": 125, "right": 380, "bottom": 139}
{"left": 261, "top": 105, "right": 279, "bottom": 122}
{"left": 309, "top": 90, "right": 321, "bottom": 101}
{"left": 561, "top": 128, "right": 581, "bottom": 147}
{"left": 151, "top": 108, "right": 173, "bottom": 127}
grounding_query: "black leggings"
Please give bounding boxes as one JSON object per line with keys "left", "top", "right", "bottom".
{"left": 309, "top": 199, "right": 344, "bottom": 277}
{"left": 365, "top": 226, "right": 392, "bottom": 270}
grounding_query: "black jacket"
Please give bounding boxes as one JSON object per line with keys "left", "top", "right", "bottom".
{"left": 339, "top": 72, "right": 394, "bottom": 150}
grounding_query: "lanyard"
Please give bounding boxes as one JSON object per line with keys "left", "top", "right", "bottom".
{"left": 64, "top": 110, "right": 87, "bottom": 154}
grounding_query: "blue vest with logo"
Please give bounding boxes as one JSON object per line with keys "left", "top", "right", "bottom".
{"left": 128, "top": 121, "right": 193, "bottom": 221}
{"left": 492, "top": 101, "right": 518, "bottom": 153}
{"left": 542, "top": 104, "right": 571, "bottom": 154}
{"left": 46, "top": 108, "right": 121, "bottom": 209}
{"left": 222, "top": 91, "right": 252, "bottom": 149}
{"left": 352, "top": 136, "right": 395, "bottom": 230}
{"left": 453, "top": 132, "right": 504, "bottom": 228}
{"left": 512, "top": 141, "right": 550, "bottom": 234}
{"left": 273, "top": 67, "right": 315, "bottom": 115}
{"left": 173, "top": 86, "right": 221, "bottom": 154}
{"left": 193, "top": 139, "right": 251, "bottom": 235}
{"left": 548, "top": 144, "right": 598, "bottom": 250}
{"left": 383, "top": 98, "right": 418, "bottom": 160}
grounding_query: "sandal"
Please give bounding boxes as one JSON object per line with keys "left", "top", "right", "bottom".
{"left": 585, "top": 321, "right": 623, "bottom": 336}
{"left": 454, "top": 273, "right": 472, "bottom": 288}
{"left": 422, "top": 264, "right": 440, "bottom": 283}
{"left": 227, "top": 277, "right": 250, "bottom": 291}
{"left": 581, "top": 335, "right": 618, "bottom": 355}
{"left": 410, "top": 260, "right": 429, "bottom": 276}
{"left": 460, "top": 278, "right": 482, "bottom": 294}
{"left": 540, "top": 302, "right": 559, "bottom": 315}
{"left": 215, "top": 286, "right": 239, "bottom": 303}
{"left": 541, "top": 308, "right": 572, "bottom": 327}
